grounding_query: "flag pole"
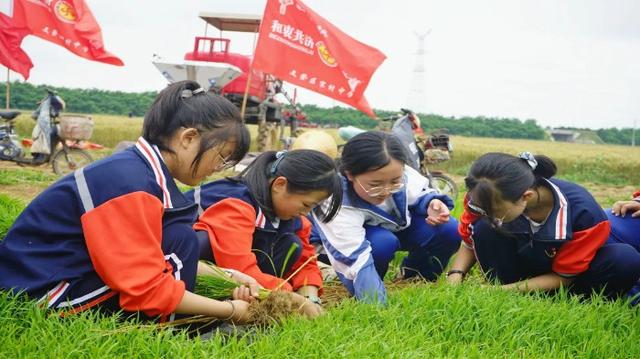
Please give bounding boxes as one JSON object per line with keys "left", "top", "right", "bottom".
{"left": 5, "top": 68, "right": 9, "bottom": 110}
{"left": 240, "top": 28, "right": 259, "bottom": 118}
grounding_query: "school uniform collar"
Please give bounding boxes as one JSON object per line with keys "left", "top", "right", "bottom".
{"left": 133, "top": 137, "right": 191, "bottom": 210}
{"left": 503, "top": 178, "right": 571, "bottom": 241}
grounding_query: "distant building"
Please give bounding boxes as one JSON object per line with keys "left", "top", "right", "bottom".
{"left": 547, "top": 129, "right": 602, "bottom": 144}
{"left": 548, "top": 129, "right": 578, "bottom": 142}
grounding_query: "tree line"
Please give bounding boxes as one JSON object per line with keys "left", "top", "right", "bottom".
{"left": 1, "top": 81, "right": 635, "bottom": 145}
{"left": 1, "top": 81, "right": 156, "bottom": 116}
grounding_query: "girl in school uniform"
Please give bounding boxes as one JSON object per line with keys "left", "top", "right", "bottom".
{"left": 447, "top": 152, "right": 640, "bottom": 301}
{"left": 311, "top": 131, "right": 461, "bottom": 305}
{"left": 186, "top": 149, "right": 342, "bottom": 314}
{"left": 0, "top": 81, "right": 256, "bottom": 323}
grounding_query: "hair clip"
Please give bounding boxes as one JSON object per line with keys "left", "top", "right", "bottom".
{"left": 270, "top": 151, "right": 287, "bottom": 175}
{"left": 518, "top": 151, "right": 537, "bottom": 170}
{"left": 180, "top": 87, "right": 205, "bottom": 99}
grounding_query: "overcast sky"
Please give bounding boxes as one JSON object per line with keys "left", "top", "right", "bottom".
{"left": 10, "top": 0, "right": 640, "bottom": 129}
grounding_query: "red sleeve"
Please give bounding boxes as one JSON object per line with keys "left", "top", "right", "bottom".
{"left": 458, "top": 193, "right": 481, "bottom": 248}
{"left": 193, "top": 198, "right": 293, "bottom": 291}
{"left": 633, "top": 190, "right": 640, "bottom": 200}
{"left": 81, "top": 192, "right": 185, "bottom": 317}
{"left": 552, "top": 220, "right": 610, "bottom": 276}
{"left": 286, "top": 216, "right": 324, "bottom": 295}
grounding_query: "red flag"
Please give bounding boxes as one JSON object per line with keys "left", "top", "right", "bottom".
{"left": 252, "top": 0, "right": 386, "bottom": 117}
{"left": 0, "top": 0, "right": 33, "bottom": 79}
{"left": 20, "top": 0, "right": 123, "bottom": 66}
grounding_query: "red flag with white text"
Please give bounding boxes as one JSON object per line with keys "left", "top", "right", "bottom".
{"left": 20, "top": 0, "right": 123, "bottom": 66}
{"left": 0, "top": 0, "right": 33, "bottom": 78}
{"left": 252, "top": 0, "right": 386, "bottom": 117}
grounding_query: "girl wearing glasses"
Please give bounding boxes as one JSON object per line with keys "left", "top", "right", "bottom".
{"left": 0, "top": 81, "right": 258, "bottom": 323}
{"left": 311, "top": 131, "right": 461, "bottom": 304}
{"left": 185, "top": 149, "right": 342, "bottom": 316}
{"left": 447, "top": 152, "right": 640, "bottom": 302}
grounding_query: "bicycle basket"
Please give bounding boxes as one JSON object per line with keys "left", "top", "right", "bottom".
{"left": 58, "top": 116, "right": 94, "bottom": 140}
{"left": 423, "top": 148, "right": 450, "bottom": 164}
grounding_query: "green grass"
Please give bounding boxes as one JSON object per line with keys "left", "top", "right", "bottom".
{"left": 0, "top": 168, "right": 58, "bottom": 186}
{"left": 0, "top": 282, "right": 637, "bottom": 357}
{"left": 0, "top": 194, "right": 24, "bottom": 238}
{"left": 1, "top": 193, "right": 638, "bottom": 356}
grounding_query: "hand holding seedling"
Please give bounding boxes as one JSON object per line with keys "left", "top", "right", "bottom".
{"left": 611, "top": 200, "right": 640, "bottom": 217}
{"left": 290, "top": 292, "right": 324, "bottom": 318}
{"left": 426, "top": 199, "right": 450, "bottom": 226}
{"left": 229, "top": 270, "right": 261, "bottom": 302}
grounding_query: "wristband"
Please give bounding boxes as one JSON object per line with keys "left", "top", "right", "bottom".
{"left": 446, "top": 269, "right": 466, "bottom": 278}
{"left": 221, "top": 300, "right": 235, "bottom": 321}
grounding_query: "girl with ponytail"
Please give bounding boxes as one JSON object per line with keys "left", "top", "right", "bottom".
{"left": 447, "top": 152, "right": 640, "bottom": 301}
{"left": 185, "top": 149, "right": 342, "bottom": 316}
{"left": 0, "top": 81, "right": 256, "bottom": 323}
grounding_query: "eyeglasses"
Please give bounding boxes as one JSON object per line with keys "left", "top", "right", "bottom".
{"left": 214, "top": 152, "right": 237, "bottom": 171}
{"left": 467, "top": 195, "right": 524, "bottom": 228}
{"left": 356, "top": 178, "right": 405, "bottom": 197}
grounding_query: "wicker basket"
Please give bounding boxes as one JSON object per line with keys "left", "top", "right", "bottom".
{"left": 58, "top": 116, "right": 94, "bottom": 140}
{"left": 424, "top": 148, "right": 451, "bottom": 164}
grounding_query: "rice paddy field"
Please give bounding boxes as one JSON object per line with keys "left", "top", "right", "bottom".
{"left": 0, "top": 113, "right": 639, "bottom": 357}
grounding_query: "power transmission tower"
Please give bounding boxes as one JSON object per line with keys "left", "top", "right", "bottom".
{"left": 406, "top": 29, "right": 431, "bottom": 113}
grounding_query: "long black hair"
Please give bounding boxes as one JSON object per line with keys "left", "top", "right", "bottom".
{"left": 465, "top": 152, "right": 557, "bottom": 221}
{"left": 143, "top": 80, "right": 250, "bottom": 175}
{"left": 234, "top": 149, "right": 342, "bottom": 222}
{"left": 339, "top": 131, "right": 408, "bottom": 176}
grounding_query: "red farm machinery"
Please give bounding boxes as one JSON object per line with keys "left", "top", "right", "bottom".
{"left": 153, "top": 13, "right": 308, "bottom": 151}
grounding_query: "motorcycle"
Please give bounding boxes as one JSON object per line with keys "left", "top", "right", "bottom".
{"left": 337, "top": 109, "right": 459, "bottom": 199}
{"left": 0, "top": 89, "right": 93, "bottom": 176}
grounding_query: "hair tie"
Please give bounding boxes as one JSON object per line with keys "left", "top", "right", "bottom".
{"left": 518, "top": 151, "right": 538, "bottom": 170}
{"left": 180, "top": 87, "right": 205, "bottom": 99}
{"left": 270, "top": 151, "right": 287, "bottom": 175}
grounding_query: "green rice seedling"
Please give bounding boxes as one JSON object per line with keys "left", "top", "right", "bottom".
{"left": 195, "top": 263, "right": 270, "bottom": 301}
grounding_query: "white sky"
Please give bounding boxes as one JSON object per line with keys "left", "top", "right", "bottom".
{"left": 11, "top": 0, "right": 640, "bottom": 129}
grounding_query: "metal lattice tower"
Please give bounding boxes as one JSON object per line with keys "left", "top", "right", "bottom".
{"left": 406, "top": 30, "right": 431, "bottom": 113}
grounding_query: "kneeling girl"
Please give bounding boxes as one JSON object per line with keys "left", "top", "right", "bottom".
{"left": 448, "top": 152, "right": 640, "bottom": 301}
{"left": 311, "top": 131, "right": 461, "bottom": 304}
{"left": 187, "top": 149, "right": 342, "bottom": 313}
{"left": 0, "top": 81, "right": 255, "bottom": 322}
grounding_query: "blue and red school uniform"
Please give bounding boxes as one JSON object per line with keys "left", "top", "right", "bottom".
{"left": 185, "top": 179, "right": 323, "bottom": 293}
{"left": 459, "top": 178, "right": 640, "bottom": 299}
{"left": 0, "top": 137, "right": 199, "bottom": 319}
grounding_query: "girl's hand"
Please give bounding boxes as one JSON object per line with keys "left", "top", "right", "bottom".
{"left": 290, "top": 292, "right": 324, "bottom": 319}
{"left": 228, "top": 270, "right": 261, "bottom": 301}
{"left": 226, "top": 299, "right": 253, "bottom": 324}
{"left": 611, "top": 200, "right": 640, "bottom": 217}
{"left": 232, "top": 285, "right": 258, "bottom": 302}
{"left": 426, "top": 199, "right": 450, "bottom": 225}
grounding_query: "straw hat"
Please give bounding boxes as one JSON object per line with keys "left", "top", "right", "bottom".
{"left": 291, "top": 130, "right": 338, "bottom": 158}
